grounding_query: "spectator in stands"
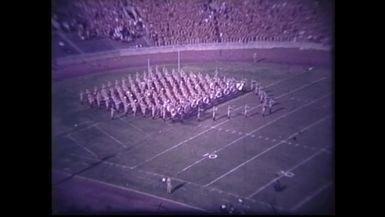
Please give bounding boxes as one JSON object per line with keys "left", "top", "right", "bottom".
{"left": 52, "top": 0, "right": 332, "bottom": 46}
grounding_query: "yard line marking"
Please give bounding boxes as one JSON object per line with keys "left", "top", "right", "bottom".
{"left": 286, "top": 115, "right": 332, "bottom": 141}
{"left": 178, "top": 94, "right": 329, "bottom": 176}
{"left": 291, "top": 182, "right": 332, "bottom": 211}
{"left": 66, "top": 134, "right": 99, "bottom": 159}
{"left": 131, "top": 119, "right": 231, "bottom": 169}
{"left": 56, "top": 170, "right": 207, "bottom": 212}
{"left": 324, "top": 148, "right": 331, "bottom": 154}
{"left": 56, "top": 120, "right": 93, "bottom": 136}
{"left": 103, "top": 159, "right": 134, "bottom": 169}
{"left": 246, "top": 148, "right": 326, "bottom": 199}
{"left": 65, "top": 122, "right": 99, "bottom": 137}
{"left": 56, "top": 31, "right": 84, "bottom": 54}
{"left": 70, "top": 154, "right": 136, "bottom": 170}
{"left": 94, "top": 125, "right": 128, "bottom": 149}
{"left": 203, "top": 104, "right": 330, "bottom": 187}
{"left": 265, "top": 70, "right": 315, "bottom": 89}
{"left": 287, "top": 142, "right": 331, "bottom": 155}
{"left": 118, "top": 117, "right": 147, "bottom": 134}
{"left": 127, "top": 122, "right": 147, "bottom": 134}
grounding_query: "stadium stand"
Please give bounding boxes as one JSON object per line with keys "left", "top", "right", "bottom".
{"left": 52, "top": 0, "right": 332, "bottom": 48}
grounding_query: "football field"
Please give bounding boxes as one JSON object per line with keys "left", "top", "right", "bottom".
{"left": 52, "top": 61, "right": 333, "bottom": 214}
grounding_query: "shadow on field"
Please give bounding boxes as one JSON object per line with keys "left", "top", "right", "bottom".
{"left": 249, "top": 110, "right": 259, "bottom": 117}
{"left": 271, "top": 107, "right": 285, "bottom": 114}
{"left": 171, "top": 182, "right": 187, "bottom": 193}
{"left": 53, "top": 154, "right": 116, "bottom": 186}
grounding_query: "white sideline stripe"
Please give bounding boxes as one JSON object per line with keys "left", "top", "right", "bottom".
{"left": 291, "top": 182, "right": 332, "bottom": 211}
{"left": 94, "top": 125, "right": 128, "bottom": 149}
{"left": 68, "top": 153, "right": 283, "bottom": 211}
{"left": 66, "top": 135, "right": 99, "bottom": 159}
{"left": 203, "top": 95, "right": 330, "bottom": 187}
{"left": 132, "top": 74, "right": 328, "bottom": 169}
{"left": 247, "top": 148, "right": 326, "bottom": 199}
{"left": 176, "top": 77, "right": 326, "bottom": 174}
{"left": 56, "top": 170, "right": 207, "bottom": 212}
{"left": 107, "top": 38, "right": 118, "bottom": 50}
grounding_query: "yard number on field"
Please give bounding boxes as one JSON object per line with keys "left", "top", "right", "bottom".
{"left": 279, "top": 170, "right": 295, "bottom": 178}
{"left": 203, "top": 153, "right": 218, "bottom": 159}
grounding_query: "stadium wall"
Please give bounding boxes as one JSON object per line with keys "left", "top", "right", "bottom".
{"left": 56, "top": 41, "right": 330, "bottom": 65}
{"left": 52, "top": 42, "right": 332, "bottom": 81}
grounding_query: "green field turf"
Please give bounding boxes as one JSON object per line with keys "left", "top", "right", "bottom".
{"left": 52, "top": 61, "right": 333, "bottom": 214}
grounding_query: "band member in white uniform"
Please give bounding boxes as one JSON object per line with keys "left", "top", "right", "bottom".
{"left": 212, "top": 106, "right": 218, "bottom": 121}
{"left": 227, "top": 105, "right": 232, "bottom": 119}
{"left": 244, "top": 104, "right": 250, "bottom": 118}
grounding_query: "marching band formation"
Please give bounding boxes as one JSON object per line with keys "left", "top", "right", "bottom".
{"left": 79, "top": 66, "right": 275, "bottom": 121}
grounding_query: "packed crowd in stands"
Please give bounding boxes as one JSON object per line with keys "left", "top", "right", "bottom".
{"left": 52, "top": 0, "right": 147, "bottom": 42}
{"left": 52, "top": 0, "right": 332, "bottom": 46}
